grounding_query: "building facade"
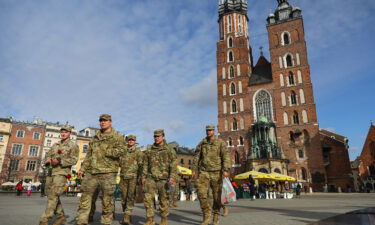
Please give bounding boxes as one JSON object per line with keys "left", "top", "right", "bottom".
{"left": 216, "top": 0, "right": 352, "bottom": 191}
{"left": 358, "top": 122, "right": 375, "bottom": 191}
{"left": 75, "top": 127, "right": 99, "bottom": 172}
{"left": 0, "top": 118, "right": 12, "bottom": 174}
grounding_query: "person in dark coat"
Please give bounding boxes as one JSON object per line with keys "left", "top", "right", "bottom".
{"left": 248, "top": 175, "right": 255, "bottom": 201}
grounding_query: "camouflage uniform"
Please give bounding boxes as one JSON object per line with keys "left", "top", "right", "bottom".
{"left": 169, "top": 175, "right": 180, "bottom": 206}
{"left": 119, "top": 134, "right": 143, "bottom": 224}
{"left": 76, "top": 125, "right": 125, "bottom": 225}
{"left": 193, "top": 125, "right": 230, "bottom": 225}
{"left": 39, "top": 127, "right": 79, "bottom": 225}
{"left": 142, "top": 130, "right": 177, "bottom": 223}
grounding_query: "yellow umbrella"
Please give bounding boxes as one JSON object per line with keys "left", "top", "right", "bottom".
{"left": 269, "top": 172, "right": 287, "bottom": 181}
{"left": 234, "top": 171, "right": 271, "bottom": 180}
{"left": 285, "top": 175, "right": 296, "bottom": 182}
{"left": 177, "top": 166, "right": 192, "bottom": 176}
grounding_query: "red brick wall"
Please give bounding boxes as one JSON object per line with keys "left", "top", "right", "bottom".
{"left": 359, "top": 125, "right": 375, "bottom": 177}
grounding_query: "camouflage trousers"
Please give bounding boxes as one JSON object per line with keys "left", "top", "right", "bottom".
{"left": 143, "top": 179, "right": 170, "bottom": 218}
{"left": 196, "top": 171, "right": 223, "bottom": 216}
{"left": 119, "top": 178, "right": 137, "bottom": 217}
{"left": 89, "top": 187, "right": 101, "bottom": 219}
{"left": 169, "top": 182, "right": 179, "bottom": 203}
{"left": 76, "top": 173, "right": 116, "bottom": 225}
{"left": 40, "top": 175, "right": 67, "bottom": 223}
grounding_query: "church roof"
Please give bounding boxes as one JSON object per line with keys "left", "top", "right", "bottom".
{"left": 249, "top": 56, "right": 273, "bottom": 86}
{"left": 319, "top": 129, "right": 348, "bottom": 144}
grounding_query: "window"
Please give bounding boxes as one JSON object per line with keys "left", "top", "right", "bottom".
{"left": 224, "top": 120, "right": 228, "bottom": 131}
{"left": 228, "top": 137, "right": 233, "bottom": 147}
{"left": 298, "top": 150, "right": 304, "bottom": 158}
{"left": 0, "top": 135, "right": 3, "bottom": 141}
{"left": 222, "top": 67, "right": 226, "bottom": 79}
{"left": 180, "top": 159, "right": 184, "bottom": 164}
{"left": 286, "top": 54, "right": 293, "bottom": 67}
{"left": 291, "top": 91, "right": 297, "bottom": 105}
{"left": 280, "top": 74, "right": 284, "bottom": 87}
{"left": 10, "top": 159, "right": 20, "bottom": 171}
{"left": 47, "top": 140, "right": 52, "bottom": 147}
{"left": 259, "top": 168, "right": 268, "bottom": 173}
{"left": 239, "top": 136, "right": 244, "bottom": 146}
{"left": 283, "top": 112, "right": 289, "bottom": 125}
{"left": 238, "top": 81, "right": 242, "bottom": 93}
{"left": 29, "top": 146, "right": 39, "bottom": 156}
{"left": 274, "top": 168, "right": 281, "bottom": 173}
{"left": 255, "top": 90, "right": 272, "bottom": 121}
{"left": 234, "top": 151, "right": 240, "bottom": 164}
{"left": 232, "top": 118, "right": 238, "bottom": 131}
{"left": 231, "top": 99, "right": 237, "bottom": 113}
{"left": 299, "top": 89, "right": 305, "bottom": 104}
{"left": 228, "top": 15, "right": 232, "bottom": 32}
{"left": 85, "top": 130, "right": 89, "bottom": 137}
{"left": 293, "top": 111, "right": 300, "bottom": 124}
{"left": 237, "top": 64, "right": 241, "bottom": 76}
{"left": 12, "top": 144, "right": 23, "bottom": 155}
{"left": 239, "top": 98, "right": 244, "bottom": 111}
{"left": 301, "top": 167, "right": 307, "bottom": 180}
{"left": 297, "top": 70, "right": 303, "bottom": 83}
{"left": 230, "top": 83, "right": 236, "bottom": 95}
{"left": 288, "top": 72, "right": 295, "bottom": 85}
{"left": 223, "top": 84, "right": 226, "bottom": 96}
{"left": 238, "top": 15, "right": 243, "bottom": 33}
{"left": 188, "top": 160, "right": 191, "bottom": 165}
{"left": 33, "top": 132, "right": 40, "bottom": 140}
{"left": 26, "top": 160, "right": 37, "bottom": 171}
{"left": 16, "top": 130, "right": 24, "bottom": 138}
{"left": 290, "top": 131, "right": 295, "bottom": 143}
{"left": 240, "top": 118, "right": 245, "bottom": 129}
{"left": 229, "top": 66, "right": 235, "bottom": 78}
{"left": 223, "top": 101, "right": 227, "bottom": 114}
{"left": 281, "top": 92, "right": 286, "bottom": 106}
{"left": 302, "top": 110, "right": 308, "bottom": 123}
{"left": 83, "top": 144, "right": 89, "bottom": 153}
{"left": 228, "top": 37, "right": 233, "bottom": 48}
{"left": 283, "top": 32, "right": 290, "bottom": 45}
{"left": 228, "top": 51, "right": 234, "bottom": 62}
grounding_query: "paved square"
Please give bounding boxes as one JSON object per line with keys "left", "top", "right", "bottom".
{"left": 0, "top": 193, "right": 374, "bottom": 225}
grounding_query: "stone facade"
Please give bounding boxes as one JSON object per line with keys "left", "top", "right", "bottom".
{"left": 0, "top": 118, "right": 12, "bottom": 174}
{"left": 75, "top": 127, "right": 99, "bottom": 172}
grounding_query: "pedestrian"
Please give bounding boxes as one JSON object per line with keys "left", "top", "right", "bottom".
{"left": 248, "top": 175, "right": 255, "bottom": 200}
{"left": 141, "top": 129, "right": 177, "bottom": 225}
{"left": 192, "top": 125, "right": 230, "bottom": 225}
{"left": 40, "top": 177, "right": 46, "bottom": 197}
{"left": 39, "top": 125, "right": 79, "bottom": 225}
{"left": 16, "top": 180, "right": 23, "bottom": 196}
{"left": 76, "top": 114, "right": 125, "bottom": 225}
{"left": 296, "top": 183, "right": 301, "bottom": 198}
{"left": 258, "top": 182, "right": 266, "bottom": 199}
{"left": 119, "top": 134, "right": 143, "bottom": 225}
{"left": 25, "top": 181, "right": 32, "bottom": 196}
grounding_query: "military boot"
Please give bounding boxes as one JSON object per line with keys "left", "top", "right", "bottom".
{"left": 122, "top": 215, "right": 131, "bottom": 225}
{"left": 160, "top": 216, "right": 168, "bottom": 225}
{"left": 213, "top": 214, "right": 220, "bottom": 225}
{"left": 201, "top": 212, "right": 211, "bottom": 225}
{"left": 144, "top": 217, "right": 155, "bottom": 225}
{"left": 53, "top": 216, "right": 67, "bottom": 225}
{"left": 39, "top": 221, "right": 48, "bottom": 225}
{"left": 223, "top": 206, "right": 229, "bottom": 217}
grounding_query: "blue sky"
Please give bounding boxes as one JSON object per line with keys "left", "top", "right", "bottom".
{"left": 0, "top": 0, "right": 374, "bottom": 160}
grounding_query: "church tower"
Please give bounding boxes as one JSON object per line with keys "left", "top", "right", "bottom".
{"left": 217, "top": 0, "right": 252, "bottom": 174}
{"left": 267, "top": 0, "right": 326, "bottom": 190}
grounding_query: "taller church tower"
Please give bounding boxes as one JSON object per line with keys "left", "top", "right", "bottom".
{"left": 216, "top": 0, "right": 253, "bottom": 174}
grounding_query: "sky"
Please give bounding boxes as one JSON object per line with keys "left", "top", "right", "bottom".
{"left": 0, "top": 0, "right": 374, "bottom": 160}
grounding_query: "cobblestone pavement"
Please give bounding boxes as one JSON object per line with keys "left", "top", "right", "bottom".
{"left": 0, "top": 193, "right": 374, "bottom": 225}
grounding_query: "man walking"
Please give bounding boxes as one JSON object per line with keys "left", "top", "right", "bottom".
{"left": 119, "top": 134, "right": 143, "bottom": 225}
{"left": 76, "top": 114, "right": 125, "bottom": 225}
{"left": 141, "top": 129, "right": 177, "bottom": 225}
{"left": 193, "top": 125, "right": 230, "bottom": 225}
{"left": 39, "top": 126, "right": 79, "bottom": 225}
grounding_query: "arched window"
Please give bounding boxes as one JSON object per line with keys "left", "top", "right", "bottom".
{"left": 231, "top": 99, "right": 237, "bottom": 113}
{"left": 237, "top": 64, "right": 241, "bottom": 76}
{"left": 232, "top": 118, "right": 238, "bottom": 131}
{"left": 234, "top": 151, "right": 240, "bottom": 164}
{"left": 298, "top": 150, "right": 304, "bottom": 158}
{"left": 291, "top": 91, "right": 297, "bottom": 105}
{"left": 301, "top": 167, "right": 307, "bottom": 180}
{"left": 290, "top": 131, "right": 295, "bottom": 143}
{"left": 229, "top": 66, "right": 235, "bottom": 78}
{"left": 293, "top": 111, "right": 300, "bottom": 124}
{"left": 223, "top": 84, "right": 226, "bottom": 96}
{"left": 259, "top": 168, "right": 268, "bottom": 173}
{"left": 302, "top": 110, "right": 308, "bottom": 123}
{"left": 281, "top": 92, "right": 286, "bottom": 106}
{"left": 230, "top": 83, "right": 236, "bottom": 95}
{"left": 228, "top": 15, "right": 232, "bottom": 33}
{"left": 299, "top": 89, "right": 305, "bottom": 104}
{"left": 228, "top": 37, "right": 233, "bottom": 48}
{"left": 228, "top": 137, "right": 233, "bottom": 146}
{"left": 283, "top": 112, "right": 289, "bottom": 125}
{"left": 297, "top": 70, "right": 302, "bottom": 83}
{"left": 274, "top": 168, "right": 281, "bottom": 174}
{"left": 280, "top": 74, "right": 284, "bottom": 87}
{"left": 255, "top": 90, "right": 272, "bottom": 121}
{"left": 224, "top": 120, "right": 228, "bottom": 131}
{"left": 228, "top": 51, "right": 234, "bottom": 62}
{"left": 240, "top": 117, "right": 244, "bottom": 129}
{"left": 288, "top": 72, "right": 295, "bottom": 85}
{"left": 286, "top": 54, "right": 293, "bottom": 67}
{"left": 223, "top": 101, "right": 227, "bottom": 114}
{"left": 222, "top": 67, "right": 226, "bottom": 79}
{"left": 239, "top": 136, "right": 244, "bottom": 145}
{"left": 283, "top": 32, "right": 290, "bottom": 45}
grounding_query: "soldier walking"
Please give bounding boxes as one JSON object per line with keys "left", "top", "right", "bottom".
{"left": 141, "top": 129, "right": 177, "bottom": 225}
{"left": 76, "top": 114, "right": 125, "bottom": 225}
{"left": 192, "top": 125, "right": 230, "bottom": 225}
{"left": 39, "top": 126, "right": 79, "bottom": 225}
{"left": 119, "top": 134, "right": 143, "bottom": 225}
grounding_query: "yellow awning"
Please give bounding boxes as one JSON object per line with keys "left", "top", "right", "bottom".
{"left": 177, "top": 166, "right": 192, "bottom": 176}
{"left": 268, "top": 172, "right": 296, "bottom": 182}
{"left": 234, "top": 171, "right": 272, "bottom": 180}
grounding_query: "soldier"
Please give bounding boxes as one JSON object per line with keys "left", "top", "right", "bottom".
{"left": 119, "top": 134, "right": 143, "bottom": 225}
{"left": 141, "top": 129, "right": 177, "bottom": 225}
{"left": 192, "top": 125, "right": 230, "bottom": 225}
{"left": 76, "top": 114, "right": 125, "bottom": 225}
{"left": 39, "top": 126, "right": 79, "bottom": 225}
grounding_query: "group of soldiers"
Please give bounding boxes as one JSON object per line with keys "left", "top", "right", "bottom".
{"left": 39, "top": 114, "right": 230, "bottom": 225}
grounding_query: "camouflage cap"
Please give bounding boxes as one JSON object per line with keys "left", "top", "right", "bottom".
{"left": 205, "top": 125, "right": 216, "bottom": 130}
{"left": 153, "top": 129, "right": 165, "bottom": 137}
{"left": 126, "top": 134, "right": 136, "bottom": 141}
{"left": 60, "top": 125, "right": 72, "bottom": 132}
{"left": 99, "top": 114, "right": 112, "bottom": 121}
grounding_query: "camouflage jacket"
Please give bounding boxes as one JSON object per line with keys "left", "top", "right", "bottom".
{"left": 142, "top": 141, "right": 177, "bottom": 180}
{"left": 119, "top": 146, "right": 143, "bottom": 179}
{"left": 193, "top": 136, "right": 231, "bottom": 173}
{"left": 45, "top": 139, "right": 79, "bottom": 176}
{"left": 81, "top": 128, "right": 125, "bottom": 174}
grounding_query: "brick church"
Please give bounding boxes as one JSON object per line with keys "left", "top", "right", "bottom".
{"left": 216, "top": 0, "right": 353, "bottom": 191}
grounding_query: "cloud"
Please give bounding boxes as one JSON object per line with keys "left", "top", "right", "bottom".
{"left": 322, "top": 127, "right": 336, "bottom": 132}
{"left": 349, "top": 146, "right": 361, "bottom": 153}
